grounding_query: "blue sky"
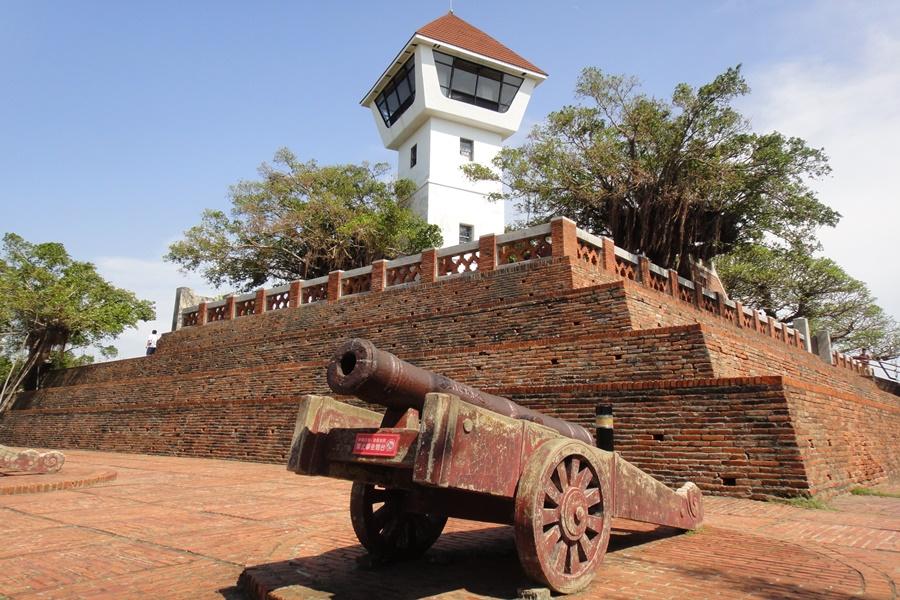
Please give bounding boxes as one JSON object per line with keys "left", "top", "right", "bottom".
{"left": 2, "top": 1, "right": 898, "bottom": 358}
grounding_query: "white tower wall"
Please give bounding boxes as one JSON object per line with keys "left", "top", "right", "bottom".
{"left": 363, "top": 28, "right": 545, "bottom": 247}
{"left": 399, "top": 117, "right": 504, "bottom": 244}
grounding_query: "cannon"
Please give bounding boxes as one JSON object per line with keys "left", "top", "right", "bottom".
{"left": 288, "top": 339, "right": 703, "bottom": 594}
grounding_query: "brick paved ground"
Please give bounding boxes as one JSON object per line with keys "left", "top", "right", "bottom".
{"left": 0, "top": 450, "right": 897, "bottom": 599}
{"left": 0, "top": 462, "right": 117, "bottom": 496}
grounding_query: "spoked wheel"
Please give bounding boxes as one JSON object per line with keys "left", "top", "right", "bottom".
{"left": 514, "top": 440, "right": 611, "bottom": 594}
{"left": 350, "top": 482, "right": 447, "bottom": 560}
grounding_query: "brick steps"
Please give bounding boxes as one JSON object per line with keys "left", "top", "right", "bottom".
{"left": 20, "top": 324, "right": 715, "bottom": 410}
{"left": 44, "top": 269, "right": 631, "bottom": 388}
{"left": 2, "top": 256, "right": 899, "bottom": 499}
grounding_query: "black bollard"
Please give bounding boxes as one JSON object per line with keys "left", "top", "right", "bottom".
{"left": 595, "top": 404, "right": 614, "bottom": 451}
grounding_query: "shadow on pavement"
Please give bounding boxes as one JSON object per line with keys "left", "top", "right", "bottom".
{"left": 234, "top": 524, "right": 683, "bottom": 599}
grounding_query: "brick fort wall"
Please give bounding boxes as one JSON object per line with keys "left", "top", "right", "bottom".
{"left": 1, "top": 220, "right": 897, "bottom": 499}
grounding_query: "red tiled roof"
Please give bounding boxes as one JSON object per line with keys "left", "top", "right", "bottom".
{"left": 417, "top": 12, "right": 546, "bottom": 76}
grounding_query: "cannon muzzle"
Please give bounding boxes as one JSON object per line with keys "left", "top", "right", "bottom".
{"left": 327, "top": 338, "right": 595, "bottom": 445}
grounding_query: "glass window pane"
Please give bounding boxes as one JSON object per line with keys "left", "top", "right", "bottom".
{"left": 455, "top": 58, "right": 479, "bottom": 73}
{"left": 392, "top": 71, "right": 405, "bottom": 90}
{"left": 376, "top": 98, "right": 390, "bottom": 120}
{"left": 476, "top": 75, "right": 501, "bottom": 102}
{"left": 451, "top": 68, "right": 477, "bottom": 96}
{"left": 428, "top": 51, "right": 522, "bottom": 115}
{"left": 478, "top": 66, "right": 503, "bottom": 82}
{"left": 503, "top": 73, "right": 524, "bottom": 87}
{"left": 374, "top": 56, "right": 416, "bottom": 127}
{"left": 500, "top": 83, "right": 518, "bottom": 108}
{"left": 433, "top": 50, "right": 453, "bottom": 65}
{"left": 460, "top": 138, "right": 473, "bottom": 160}
{"left": 386, "top": 91, "right": 399, "bottom": 113}
{"left": 436, "top": 62, "right": 451, "bottom": 89}
{"left": 475, "top": 97, "right": 499, "bottom": 111}
{"left": 396, "top": 78, "right": 411, "bottom": 104}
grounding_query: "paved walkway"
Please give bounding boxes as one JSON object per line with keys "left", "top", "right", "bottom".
{"left": 0, "top": 450, "right": 897, "bottom": 599}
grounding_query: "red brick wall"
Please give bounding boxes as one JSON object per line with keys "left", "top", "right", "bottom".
{"left": 2, "top": 256, "right": 898, "bottom": 499}
{"left": 0, "top": 398, "right": 299, "bottom": 463}
{"left": 783, "top": 380, "right": 900, "bottom": 497}
{"left": 540, "top": 377, "right": 810, "bottom": 499}
{"left": 702, "top": 325, "right": 884, "bottom": 399}
{"left": 618, "top": 274, "right": 886, "bottom": 400}
{"left": 40, "top": 259, "right": 631, "bottom": 390}
{"left": 10, "top": 325, "right": 714, "bottom": 413}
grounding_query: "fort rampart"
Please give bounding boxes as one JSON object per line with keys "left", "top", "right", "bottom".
{"left": 1, "top": 218, "right": 896, "bottom": 499}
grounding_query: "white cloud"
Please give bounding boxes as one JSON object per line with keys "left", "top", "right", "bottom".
{"left": 743, "top": 20, "right": 900, "bottom": 319}
{"left": 91, "top": 257, "right": 220, "bottom": 361}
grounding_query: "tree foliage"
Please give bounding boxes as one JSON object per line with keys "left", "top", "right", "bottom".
{"left": 166, "top": 149, "right": 443, "bottom": 291}
{"left": 465, "top": 64, "right": 900, "bottom": 361}
{"left": 465, "top": 66, "right": 838, "bottom": 274}
{"left": 0, "top": 234, "right": 155, "bottom": 413}
{"left": 717, "top": 244, "right": 900, "bottom": 360}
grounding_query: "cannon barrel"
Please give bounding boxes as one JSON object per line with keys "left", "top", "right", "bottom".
{"left": 326, "top": 338, "right": 595, "bottom": 446}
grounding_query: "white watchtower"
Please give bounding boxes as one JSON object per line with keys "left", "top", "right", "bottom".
{"left": 360, "top": 12, "right": 547, "bottom": 246}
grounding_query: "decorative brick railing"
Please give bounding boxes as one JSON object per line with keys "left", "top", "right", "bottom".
{"left": 235, "top": 296, "right": 256, "bottom": 317}
{"left": 302, "top": 278, "right": 328, "bottom": 303}
{"left": 340, "top": 267, "right": 372, "bottom": 296}
{"left": 266, "top": 287, "right": 290, "bottom": 311}
{"left": 497, "top": 228, "right": 553, "bottom": 264}
{"left": 438, "top": 241, "right": 479, "bottom": 276}
{"left": 386, "top": 255, "right": 421, "bottom": 286}
{"left": 179, "top": 217, "right": 871, "bottom": 377}
{"left": 572, "top": 230, "right": 870, "bottom": 377}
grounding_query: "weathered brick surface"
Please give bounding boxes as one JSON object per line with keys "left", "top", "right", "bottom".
{"left": 37, "top": 259, "right": 627, "bottom": 389}
{"left": 9, "top": 325, "right": 712, "bottom": 412}
{"left": 620, "top": 274, "right": 885, "bottom": 398}
{"left": 783, "top": 381, "right": 900, "bottom": 496}
{"left": 1, "top": 257, "right": 898, "bottom": 498}
{"left": 585, "top": 375, "right": 900, "bottom": 498}
{"left": 588, "top": 378, "right": 809, "bottom": 499}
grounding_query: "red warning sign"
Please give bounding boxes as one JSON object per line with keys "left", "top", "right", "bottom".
{"left": 352, "top": 433, "right": 401, "bottom": 457}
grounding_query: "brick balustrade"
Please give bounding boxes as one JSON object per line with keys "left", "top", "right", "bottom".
{"left": 180, "top": 217, "right": 870, "bottom": 378}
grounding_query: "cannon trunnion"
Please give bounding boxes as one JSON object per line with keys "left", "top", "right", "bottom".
{"left": 287, "top": 339, "right": 703, "bottom": 594}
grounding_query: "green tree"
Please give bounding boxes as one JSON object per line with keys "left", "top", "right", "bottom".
{"left": 464, "top": 66, "right": 838, "bottom": 275}
{"left": 166, "top": 148, "right": 443, "bottom": 291}
{"left": 0, "top": 234, "right": 155, "bottom": 413}
{"left": 717, "top": 244, "right": 900, "bottom": 360}
{"left": 465, "top": 64, "right": 900, "bottom": 360}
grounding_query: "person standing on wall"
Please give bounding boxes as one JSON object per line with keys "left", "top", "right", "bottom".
{"left": 146, "top": 330, "right": 160, "bottom": 355}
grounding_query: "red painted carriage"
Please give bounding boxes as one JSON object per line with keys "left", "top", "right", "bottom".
{"left": 288, "top": 339, "right": 703, "bottom": 594}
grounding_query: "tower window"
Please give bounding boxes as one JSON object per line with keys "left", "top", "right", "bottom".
{"left": 460, "top": 138, "right": 474, "bottom": 161}
{"left": 374, "top": 56, "right": 416, "bottom": 127}
{"left": 434, "top": 50, "right": 523, "bottom": 113}
{"left": 410, "top": 144, "right": 417, "bottom": 168}
{"left": 459, "top": 224, "right": 474, "bottom": 243}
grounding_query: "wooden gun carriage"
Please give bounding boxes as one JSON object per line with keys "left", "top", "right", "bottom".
{"left": 288, "top": 339, "right": 703, "bottom": 594}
